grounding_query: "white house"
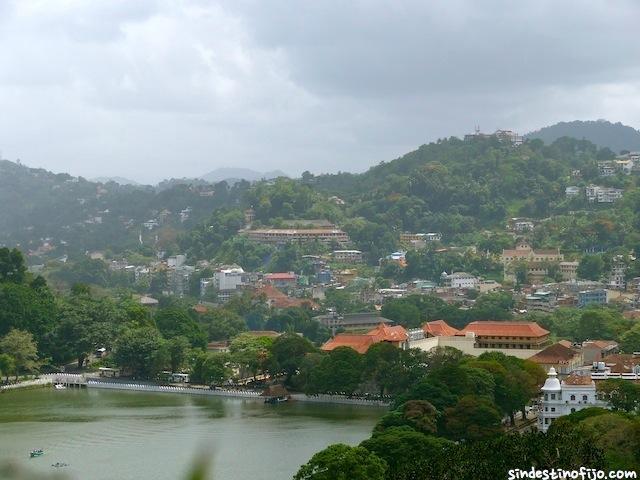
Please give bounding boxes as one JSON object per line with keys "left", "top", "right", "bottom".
{"left": 537, "top": 368, "right": 608, "bottom": 432}
{"left": 440, "top": 271, "right": 479, "bottom": 289}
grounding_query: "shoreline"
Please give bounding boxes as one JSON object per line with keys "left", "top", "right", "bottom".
{"left": 2, "top": 374, "right": 391, "bottom": 407}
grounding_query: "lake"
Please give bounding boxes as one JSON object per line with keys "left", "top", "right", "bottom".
{"left": 0, "top": 388, "right": 383, "bottom": 480}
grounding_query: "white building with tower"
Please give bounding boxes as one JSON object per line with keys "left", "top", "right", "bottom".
{"left": 537, "top": 367, "right": 608, "bottom": 432}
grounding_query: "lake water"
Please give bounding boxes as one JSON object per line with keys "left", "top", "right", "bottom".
{"left": 0, "top": 388, "right": 383, "bottom": 480}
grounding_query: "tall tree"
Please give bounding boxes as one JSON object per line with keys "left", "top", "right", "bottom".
{"left": 0, "top": 329, "right": 38, "bottom": 379}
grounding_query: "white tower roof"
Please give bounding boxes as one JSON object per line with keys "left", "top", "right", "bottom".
{"left": 541, "top": 367, "right": 561, "bottom": 392}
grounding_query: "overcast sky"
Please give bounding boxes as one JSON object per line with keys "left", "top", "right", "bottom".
{"left": 1, "top": 0, "right": 639, "bottom": 183}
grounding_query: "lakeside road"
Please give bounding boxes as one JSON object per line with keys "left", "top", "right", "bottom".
{"left": 2, "top": 373, "right": 391, "bottom": 407}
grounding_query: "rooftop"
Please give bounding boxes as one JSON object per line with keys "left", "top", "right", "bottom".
{"left": 423, "top": 320, "right": 461, "bottom": 337}
{"left": 529, "top": 343, "right": 578, "bottom": 364}
{"left": 460, "top": 321, "right": 550, "bottom": 338}
{"left": 321, "top": 334, "right": 377, "bottom": 354}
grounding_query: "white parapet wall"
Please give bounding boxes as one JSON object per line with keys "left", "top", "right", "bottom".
{"left": 409, "top": 335, "right": 541, "bottom": 359}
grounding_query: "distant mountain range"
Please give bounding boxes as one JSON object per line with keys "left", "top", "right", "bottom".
{"left": 526, "top": 120, "right": 640, "bottom": 153}
{"left": 200, "top": 168, "right": 288, "bottom": 184}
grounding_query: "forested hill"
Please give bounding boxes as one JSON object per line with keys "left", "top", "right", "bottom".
{"left": 305, "top": 136, "right": 608, "bottom": 234}
{"left": 0, "top": 160, "right": 250, "bottom": 260}
{"left": 526, "top": 120, "right": 640, "bottom": 153}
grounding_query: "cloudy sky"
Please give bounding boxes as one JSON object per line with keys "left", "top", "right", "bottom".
{"left": 1, "top": 0, "right": 639, "bottom": 183}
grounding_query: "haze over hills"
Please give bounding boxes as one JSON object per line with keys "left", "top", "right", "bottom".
{"left": 92, "top": 176, "right": 141, "bottom": 186}
{"left": 526, "top": 119, "right": 640, "bottom": 154}
{"left": 200, "top": 167, "right": 288, "bottom": 184}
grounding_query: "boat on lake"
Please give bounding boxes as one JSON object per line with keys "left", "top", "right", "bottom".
{"left": 30, "top": 449, "right": 44, "bottom": 458}
{"left": 54, "top": 384, "right": 66, "bottom": 390}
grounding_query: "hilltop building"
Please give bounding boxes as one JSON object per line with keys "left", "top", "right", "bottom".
{"left": 244, "top": 227, "right": 349, "bottom": 245}
{"left": 501, "top": 241, "right": 564, "bottom": 282}
{"left": 320, "top": 323, "right": 409, "bottom": 354}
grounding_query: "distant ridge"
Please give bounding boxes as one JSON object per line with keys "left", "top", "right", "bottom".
{"left": 92, "top": 176, "right": 141, "bottom": 186}
{"left": 526, "top": 120, "right": 640, "bottom": 153}
{"left": 200, "top": 167, "right": 288, "bottom": 184}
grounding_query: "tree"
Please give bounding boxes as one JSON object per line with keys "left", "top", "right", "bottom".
{"left": 443, "top": 396, "right": 502, "bottom": 442}
{"left": 113, "top": 327, "right": 167, "bottom": 379}
{"left": 229, "top": 333, "right": 274, "bottom": 379}
{"left": 380, "top": 300, "right": 422, "bottom": 328}
{"left": 361, "top": 427, "right": 451, "bottom": 480}
{"left": 191, "top": 351, "right": 231, "bottom": 385}
{"left": 0, "top": 248, "right": 27, "bottom": 283}
{"left": 294, "top": 444, "right": 387, "bottom": 480}
{"left": 619, "top": 323, "right": 640, "bottom": 353}
{"left": 307, "top": 347, "right": 363, "bottom": 394}
{"left": 598, "top": 380, "right": 640, "bottom": 413}
{"left": 167, "top": 336, "right": 191, "bottom": 372}
{"left": 154, "top": 307, "right": 207, "bottom": 348}
{"left": 0, "top": 329, "right": 38, "bottom": 379}
{"left": 201, "top": 308, "right": 246, "bottom": 341}
{"left": 577, "top": 255, "right": 605, "bottom": 281}
{"left": 269, "top": 334, "right": 316, "bottom": 384}
{"left": 0, "top": 353, "right": 15, "bottom": 382}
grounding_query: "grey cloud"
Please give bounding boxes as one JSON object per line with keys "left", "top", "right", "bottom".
{"left": 0, "top": 1, "right": 638, "bottom": 183}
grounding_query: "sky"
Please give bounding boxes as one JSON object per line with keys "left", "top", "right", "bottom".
{"left": 1, "top": 0, "right": 640, "bottom": 184}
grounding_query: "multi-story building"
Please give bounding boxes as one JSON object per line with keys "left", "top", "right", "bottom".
{"left": 331, "top": 250, "right": 363, "bottom": 263}
{"left": 597, "top": 161, "right": 616, "bottom": 177}
{"left": 264, "top": 272, "right": 297, "bottom": 289}
{"left": 501, "top": 241, "right": 564, "bottom": 282}
{"left": 538, "top": 368, "right": 607, "bottom": 432}
{"left": 244, "top": 228, "right": 349, "bottom": 245}
{"left": 577, "top": 289, "right": 607, "bottom": 307}
{"left": 565, "top": 186, "right": 580, "bottom": 197}
{"left": 440, "top": 271, "right": 479, "bottom": 290}
{"left": 559, "top": 261, "right": 579, "bottom": 281}
{"left": 609, "top": 256, "right": 627, "bottom": 290}
{"left": 400, "top": 232, "right": 442, "bottom": 245}
{"left": 525, "top": 290, "right": 557, "bottom": 313}
{"left": 585, "top": 185, "right": 624, "bottom": 203}
{"left": 168, "top": 265, "right": 195, "bottom": 297}
{"left": 314, "top": 312, "right": 395, "bottom": 335}
{"left": 461, "top": 321, "right": 551, "bottom": 350}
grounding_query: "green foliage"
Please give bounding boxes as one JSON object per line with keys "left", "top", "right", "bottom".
{"left": 0, "top": 248, "right": 26, "bottom": 283}
{"left": 269, "top": 333, "right": 316, "bottom": 384}
{"left": 113, "top": 327, "right": 167, "bottom": 379}
{"left": 154, "top": 307, "right": 207, "bottom": 348}
{"left": 0, "top": 329, "right": 39, "bottom": 379}
{"left": 190, "top": 351, "right": 231, "bottom": 385}
{"left": 199, "top": 308, "right": 247, "bottom": 341}
{"left": 577, "top": 254, "right": 605, "bottom": 280}
{"left": 294, "top": 444, "right": 387, "bottom": 480}
{"left": 306, "top": 347, "right": 363, "bottom": 394}
{"left": 598, "top": 380, "right": 640, "bottom": 413}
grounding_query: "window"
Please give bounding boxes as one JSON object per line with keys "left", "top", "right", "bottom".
{"left": 570, "top": 395, "right": 575, "bottom": 401}
{"left": 551, "top": 407, "right": 555, "bottom": 412}
{"left": 544, "top": 394, "right": 548, "bottom": 401}
{"left": 551, "top": 394, "right": 556, "bottom": 400}
{"left": 544, "top": 418, "right": 549, "bottom": 425}
{"left": 582, "top": 395, "right": 588, "bottom": 402}
{"left": 571, "top": 408, "right": 576, "bottom": 413}
{"left": 544, "top": 407, "right": 548, "bottom": 412}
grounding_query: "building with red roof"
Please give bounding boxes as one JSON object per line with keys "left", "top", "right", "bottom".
{"left": 320, "top": 323, "right": 409, "bottom": 354}
{"left": 423, "top": 320, "right": 461, "bottom": 337}
{"left": 460, "top": 321, "right": 550, "bottom": 350}
{"left": 255, "top": 285, "right": 319, "bottom": 310}
{"left": 529, "top": 342, "right": 583, "bottom": 376}
{"left": 264, "top": 272, "right": 298, "bottom": 289}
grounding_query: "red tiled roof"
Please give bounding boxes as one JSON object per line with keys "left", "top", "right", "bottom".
{"left": 529, "top": 343, "right": 579, "bottom": 364}
{"left": 264, "top": 272, "right": 297, "bottom": 280}
{"left": 367, "top": 323, "right": 408, "bottom": 342}
{"left": 558, "top": 340, "right": 573, "bottom": 349}
{"left": 423, "top": 320, "right": 460, "bottom": 337}
{"left": 321, "top": 334, "right": 377, "bottom": 354}
{"left": 583, "top": 340, "right": 618, "bottom": 350}
{"left": 460, "top": 321, "right": 549, "bottom": 338}
{"left": 622, "top": 310, "right": 640, "bottom": 320}
{"left": 563, "top": 374, "right": 593, "bottom": 386}
{"left": 255, "top": 285, "right": 319, "bottom": 310}
{"left": 193, "top": 304, "right": 209, "bottom": 314}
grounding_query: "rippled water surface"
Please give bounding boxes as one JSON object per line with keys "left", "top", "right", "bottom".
{"left": 0, "top": 388, "right": 382, "bottom": 480}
